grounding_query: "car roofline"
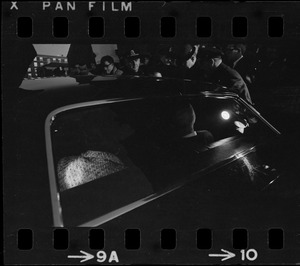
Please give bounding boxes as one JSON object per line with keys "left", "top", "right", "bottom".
{"left": 20, "top": 75, "right": 223, "bottom": 92}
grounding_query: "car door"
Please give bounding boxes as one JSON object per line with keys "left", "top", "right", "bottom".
{"left": 46, "top": 95, "right": 281, "bottom": 227}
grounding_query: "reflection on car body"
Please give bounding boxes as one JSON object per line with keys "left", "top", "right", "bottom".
{"left": 34, "top": 76, "right": 284, "bottom": 226}
{"left": 11, "top": 75, "right": 298, "bottom": 228}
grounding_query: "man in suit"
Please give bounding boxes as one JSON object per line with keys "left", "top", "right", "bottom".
{"left": 168, "top": 102, "right": 214, "bottom": 149}
{"left": 150, "top": 102, "right": 214, "bottom": 190}
{"left": 224, "top": 44, "right": 256, "bottom": 88}
{"left": 99, "top": 55, "right": 123, "bottom": 76}
{"left": 153, "top": 46, "right": 180, "bottom": 78}
{"left": 197, "top": 47, "right": 253, "bottom": 104}
{"left": 123, "top": 49, "right": 144, "bottom": 75}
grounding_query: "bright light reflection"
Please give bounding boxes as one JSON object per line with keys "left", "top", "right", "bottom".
{"left": 221, "top": 111, "right": 230, "bottom": 120}
{"left": 235, "top": 153, "right": 244, "bottom": 159}
{"left": 64, "top": 159, "right": 85, "bottom": 189}
{"left": 242, "top": 156, "right": 255, "bottom": 181}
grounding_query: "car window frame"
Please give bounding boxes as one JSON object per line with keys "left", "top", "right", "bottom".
{"left": 45, "top": 98, "right": 143, "bottom": 227}
{"left": 44, "top": 94, "right": 280, "bottom": 227}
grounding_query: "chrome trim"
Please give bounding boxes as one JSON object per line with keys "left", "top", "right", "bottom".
{"left": 45, "top": 117, "right": 64, "bottom": 227}
{"left": 238, "top": 97, "right": 281, "bottom": 135}
{"left": 79, "top": 186, "right": 180, "bottom": 227}
{"left": 200, "top": 92, "right": 281, "bottom": 135}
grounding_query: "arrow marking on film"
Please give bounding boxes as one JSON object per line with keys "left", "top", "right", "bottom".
{"left": 68, "top": 250, "right": 94, "bottom": 263}
{"left": 209, "top": 249, "right": 236, "bottom": 261}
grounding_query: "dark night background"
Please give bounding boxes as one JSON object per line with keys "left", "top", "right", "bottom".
{"left": 2, "top": 1, "right": 300, "bottom": 265}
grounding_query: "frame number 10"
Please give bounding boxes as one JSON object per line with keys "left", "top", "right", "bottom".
{"left": 240, "top": 249, "right": 258, "bottom": 261}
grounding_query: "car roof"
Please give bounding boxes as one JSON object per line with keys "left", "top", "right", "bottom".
{"left": 17, "top": 75, "right": 240, "bottom": 117}
{"left": 19, "top": 75, "right": 230, "bottom": 96}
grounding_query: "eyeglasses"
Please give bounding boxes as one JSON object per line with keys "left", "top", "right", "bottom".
{"left": 103, "top": 62, "right": 112, "bottom": 68}
{"left": 226, "top": 47, "right": 240, "bottom": 52}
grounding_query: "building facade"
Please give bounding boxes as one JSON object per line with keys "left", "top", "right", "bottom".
{"left": 26, "top": 54, "right": 68, "bottom": 79}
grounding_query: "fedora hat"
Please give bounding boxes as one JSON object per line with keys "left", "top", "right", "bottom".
{"left": 125, "top": 49, "right": 141, "bottom": 60}
{"left": 197, "top": 46, "right": 224, "bottom": 60}
{"left": 177, "top": 44, "right": 198, "bottom": 62}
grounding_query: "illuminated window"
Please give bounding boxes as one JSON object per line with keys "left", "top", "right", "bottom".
{"left": 28, "top": 68, "right": 31, "bottom": 72}
{"left": 40, "top": 63, "right": 44, "bottom": 66}
{"left": 34, "top": 62, "right": 38, "bottom": 67}
{"left": 58, "top": 151, "right": 127, "bottom": 191}
{"left": 49, "top": 102, "right": 155, "bottom": 226}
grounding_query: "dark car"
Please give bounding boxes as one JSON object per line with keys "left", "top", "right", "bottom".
{"left": 5, "top": 75, "right": 300, "bottom": 228}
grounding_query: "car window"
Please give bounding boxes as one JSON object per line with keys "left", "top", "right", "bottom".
{"left": 49, "top": 96, "right": 277, "bottom": 225}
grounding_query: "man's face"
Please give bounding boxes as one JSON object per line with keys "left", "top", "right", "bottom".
{"left": 143, "top": 57, "right": 150, "bottom": 65}
{"left": 76, "top": 64, "right": 89, "bottom": 75}
{"left": 128, "top": 58, "right": 140, "bottom": 72}
{"left": 90, "top": 63, "right": 96, "bottom": 70}
{"left": 160, "top": 55, "right": 172, "bottom": 66}
{"left": 225, "top": 45, "right": 242, "bottom": 63}
{"left": 103, "top": 61, "right": 114, "bottom": 74}
{"left": 185, "top": 55, "right": 197, "bottom": 69}
{"left": 198, "top": 58, "right": 214, "bottom": 72}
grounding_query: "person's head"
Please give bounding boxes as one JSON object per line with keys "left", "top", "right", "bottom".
{"left": 90, "top": 62, "right": 97, "bottom": 70}
{"left": 125, "top": 49, "right": 141, "bottom": 73}
{"left": 73, "top": 64, "right": 90, "bottom": 75}
{"left": 197, "top": 47, "right": 223, "bottom": 72}
{"left": 128, "top": 58, "right": 141, "bottom": 72}
{"left": 160, "top": 54, "right": 173, "bottom": 66}
{"left": 143, "top": 55, "right": 150, "bottom": 66}
{"left": 224, "top": 44, "right": 246, "bottom": 63}
{"left": 158, "top": 46, "right": 176, "bottom": 66}
{"left": 101, "top": 56, "right": 115, "bottom": 74}
{"left": 171, "top": 103, "right": 196, "bottom": 138}
{"left": 178, "top": 44, "right": 198, "bottom": 69}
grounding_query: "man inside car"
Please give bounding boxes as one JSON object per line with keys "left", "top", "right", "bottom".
{"left": 149, "top": 102, "right": 214, "bottom": 190}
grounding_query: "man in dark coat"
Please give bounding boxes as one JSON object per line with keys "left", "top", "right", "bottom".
{"left": 67, "top": 44, "right": 96, "bottom": 76}
{"left": 197, "top": 47, "right": 253, "bottom": 104}
{"left": 97, "top": 55, "right": 123, "bottom": 76}
{"left": 224, "top": 44, "right": 257, "bottom": 88}
{"left": 149, "top": 102, "right": 214, "bottom": 190}
{"left": 122, "top": 49, "right": 145, "bottom": 75}
{"left": 153, "top": 46, "right": 180, "bottom": 78}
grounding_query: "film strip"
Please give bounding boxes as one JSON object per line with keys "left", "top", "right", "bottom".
{"left": 3, "top": 1, "right": 300, "bottom": 265}
{"left": 11, "top": 12, "right": 286, "bottom": 38}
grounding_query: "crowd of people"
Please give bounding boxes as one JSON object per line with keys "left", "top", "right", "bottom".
{"left": 68, "top": 43, "right": 298, "bottom": 105}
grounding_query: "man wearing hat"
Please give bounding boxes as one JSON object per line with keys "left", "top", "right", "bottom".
{"left": 123, "top": 49, "right": 144, "bottom": 75}
{"left": 153, "top": 46, "right": 180, "bottom": 78}
{"left": 197, "top": 47, "right": 253, "bottom": 104}
{"left": 224, "top": 43, "right": 256, "bottom": 89}
{"left": 174, "top": 44, "right": 202, "bottom": 80}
